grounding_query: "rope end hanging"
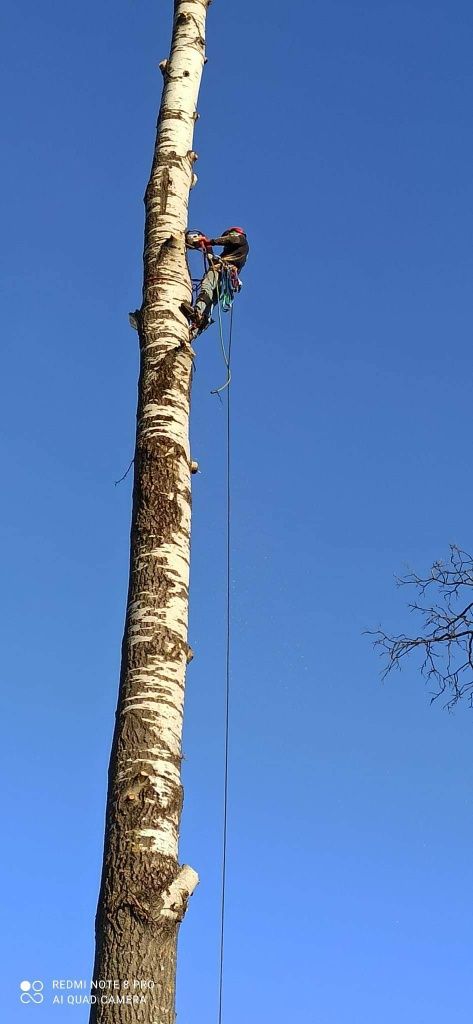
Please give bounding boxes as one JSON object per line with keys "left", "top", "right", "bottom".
{"left": 211, "top": 300, "right": 234, "bottom": 397}
{"left": 210, "top": 370, "right": 232, "bottom": 398}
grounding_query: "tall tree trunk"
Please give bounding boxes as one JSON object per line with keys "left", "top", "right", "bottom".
{"left": 90, "top": 3, "right": 208, "bottom": 1021}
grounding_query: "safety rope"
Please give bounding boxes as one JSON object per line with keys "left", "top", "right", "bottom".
{"left": 211, "top": 299, "right": 233, "bottom": 396}
{"left": 190, "top": 247, "right": 236, "bottom": 1020}
{"left": 216, "top": 295, "right": 233, "bottom": 1024}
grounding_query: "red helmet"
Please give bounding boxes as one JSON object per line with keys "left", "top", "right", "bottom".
{"left": 224, "top": 226, "right": 245, "bottom": 235}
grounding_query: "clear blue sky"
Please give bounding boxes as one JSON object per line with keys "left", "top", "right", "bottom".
{"left": 2, "top": 0, "right": 473, "bottom": 1020}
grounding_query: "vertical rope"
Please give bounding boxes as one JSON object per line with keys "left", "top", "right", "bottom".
{"left": 217, "top": 303, "right": 233, "bottom": 1024}
{"left": 212, "top": 292, "right": 232, "bottom": 395}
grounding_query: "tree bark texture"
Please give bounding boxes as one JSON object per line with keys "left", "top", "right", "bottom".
{"left": 90, "top": 3, "right": 208, "bottom": 1021}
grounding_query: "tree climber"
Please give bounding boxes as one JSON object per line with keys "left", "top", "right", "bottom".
{"left": 181, "top": 227, "right": 249, "bottom": 332}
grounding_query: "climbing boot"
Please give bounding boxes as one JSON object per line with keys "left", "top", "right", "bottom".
{"left": 128, "top": 309, "right": 141, "bottom": 331}
{"left": 193, "top": 309, "right": 207, "bottom": 330}
{"left": 180, "top": 301, "right": 196, "bottom": 323}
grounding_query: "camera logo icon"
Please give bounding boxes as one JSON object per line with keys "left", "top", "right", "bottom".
{"left": 20, "top": 980, "right": 44, "bottom": 1004}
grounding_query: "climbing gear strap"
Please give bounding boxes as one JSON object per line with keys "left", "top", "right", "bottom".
{"left": 218, "top": 264, "right": 239, "bottom": 313}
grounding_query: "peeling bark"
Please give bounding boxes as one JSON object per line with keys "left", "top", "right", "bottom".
{"left": 90, "top": 4, "right": 208, "bottom": 1021}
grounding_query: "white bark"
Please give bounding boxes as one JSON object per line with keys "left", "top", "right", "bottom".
{"left": 121, "top": 0, "right": 208, "bottom": 865}
{"left": 91, "top": 4, "right": 209, "bottom": 1019}
{"left": 160, "top": 865, "right": 200, "bottom": 920}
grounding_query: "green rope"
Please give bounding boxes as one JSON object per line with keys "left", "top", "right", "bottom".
{"left": 211, "top": 298, "right": 233, "bottom": 396}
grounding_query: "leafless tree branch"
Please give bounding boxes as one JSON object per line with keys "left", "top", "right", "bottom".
{"left": 368, "top": 545, "right": 473, "bottom": 710}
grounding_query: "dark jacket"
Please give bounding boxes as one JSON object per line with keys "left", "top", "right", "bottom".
{"left": 208, "top": 230, "right": 249, "bottom": 271}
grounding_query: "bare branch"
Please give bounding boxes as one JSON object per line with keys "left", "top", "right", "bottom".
{"left": 369, "top": 545, "right": 473, "bottom": 710}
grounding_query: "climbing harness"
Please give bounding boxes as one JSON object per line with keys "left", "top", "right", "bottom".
{"left": 188, "top": 240, "right": 237, "bottom": 394}
{"left": 217, "top": 263, "right": 240, "bottom": 314}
